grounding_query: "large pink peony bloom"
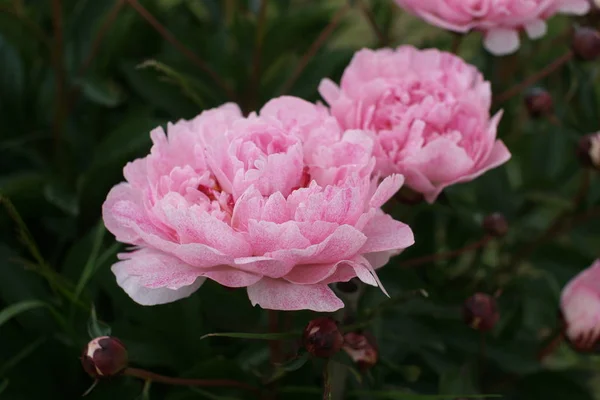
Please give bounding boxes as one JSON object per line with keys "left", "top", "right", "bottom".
{"left": 319, "top": 46, "right": 511, "bottom": 203}
{"left": 102, "top": 96, "right": 414, "bottom": 312}
{"left": 560, "top": 260, "right": 600, "bottom": 351}
{"left": 394, "top": 0, "right": 590, "bottom": 55}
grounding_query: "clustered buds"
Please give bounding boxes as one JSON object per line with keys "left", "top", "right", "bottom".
{"left": 463, "top": 293, "right": 500, "bottom": 332}
{"left": 524, "top": 88, "right": 553, "bottom": 118}
{"left": 302, "top": 317, "right": 344, "bottom": 358}
{"left": 81, "top": 336, "right": 128, "bottom": 379}
{"left": 482, "top": 213, "right": 508, "bottom": 238}
{"left": 342, "top": 332, "right": 378, "bottom": 371}
{"left": 572, "top": 27, "right": 600, "bottom": 61}
{"left": 576, "top": 133, "right": 600, "bottom": 170}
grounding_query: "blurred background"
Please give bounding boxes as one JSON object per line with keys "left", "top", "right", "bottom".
{"left": 1, "top": 0, "right": 600, "bottom": 399}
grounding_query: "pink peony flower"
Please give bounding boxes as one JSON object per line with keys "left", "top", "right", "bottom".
{"left": 102, "top": 96, "right": 414, "bottom": 312}
{"left": 393, "top": 0, "right": 590, "bottom": 55}
{"left": 319, "top": 46, "right": 511, "bottom": 203}
{"left": 560, "top": 260, "right": 600, "bottom": 351}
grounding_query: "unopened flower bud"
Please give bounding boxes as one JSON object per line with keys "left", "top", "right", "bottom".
{"left": 482, "top": 213, "right": 508, "bottom": 237}
{"left": 303, "top": 318, "right": 344, "bottom": 358}
{"left": 576, "top": 133, "right": 600, "bottom": 170}
{"left": 572, "top": 27, "right": 600, "bottom": 61}
{"left": 524, "top": 88, "right": 553, "bottom": 118}
{"left": 342, "top": 332, "right": 378, "bottom": 371}
{"left": 463, "top": 293, "right": 499, "bottom": 332}
{"left": 81, "top": 336, "right": 128, "bottom": 379}
{"left": 560, "top": 260, "right": 600, "bottom": 353}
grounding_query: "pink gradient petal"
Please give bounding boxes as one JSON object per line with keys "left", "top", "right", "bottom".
{"left": 360, "top": 213, "right": 415, "bottom": 253}
{"left": 370, "top": 174, "right": 405, "bottom": 208}
{"left": 112, "top": 250, "right": 205, "bottom": 305}
{"left": 247, "top": 279, "right": 344, "bottom": 311}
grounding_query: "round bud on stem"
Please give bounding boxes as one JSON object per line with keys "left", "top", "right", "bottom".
{"left": 572, "top": 27, "right": 600, "bottom": 61}
{"left": 342, "top": 332, "right": 378, "bottom": 371}
{"left": 463, "top": 293, "right": 499, "bottom": 332}
{"left": 576, "top": 133, "right": 600, "bottom": 170}
{"left": 524, "top": 88, "right": 553, "bottom": 118}
{"left": 302, "top": 317, "right": 344, "bottom": 358}
{"left": 81, "top": 336, "right": 128, "bottom": 379}
{"left": 482, "top": 213, "right": 508, "bottom": 237}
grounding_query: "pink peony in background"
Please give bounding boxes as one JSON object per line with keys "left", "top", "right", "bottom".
{"left": 393, "top": 0, "right": 590, "bottom": 55}
{"left": 560, "top": 260, "right": 600, "bottom": 351}
{"left": 102, "top": 96, "right": 414, "bottom": 312}
{"left": 319, "top": 46, "right": 511, "bottom": 203}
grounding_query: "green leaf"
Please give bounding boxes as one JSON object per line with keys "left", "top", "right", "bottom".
{"left": 0, "top": 379, "right": 8, "bottom": 395}
{"left": 276, "top": 352, "right": 309, "bottom": 372}
{"left": 87, "top": 305, "right": 112, "bottom": 338}
{"left": 188, "top": 387, "right": 242, "bottom": 400}
{"left": 74, "top": 222, "right": 106, "bottom": 301}
{"left": 0, "top": 300, "right": 48, "bottom": 328}
{"left": 137, "top": 60, "right": 208, "bottom": 107}
{"left": 347, "top": 391, "right": 501, "bottom": 399}
{"left": 77, "top": 76, "right": 125, "bottom": 107}
{"left": 200, "top": 331, "right": 298, "bottom": 341}
{"left": 0, "top": 337, "right": 46, "bottom": 375}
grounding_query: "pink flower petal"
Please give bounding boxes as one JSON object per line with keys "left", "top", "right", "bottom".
{"left": 112, "top": 249, "right": 205, "bottom": 305}
{"left": 360, "top": 213, "right": 415, "bottom": 253}
{"left": 370, "top": 174, "right": 404, "bottom": 208}
{"left": 484, "top": 28, "right": 521, "bottom": 56}
{"left": 247, "top": 278, "right": 344, "bottom": 311}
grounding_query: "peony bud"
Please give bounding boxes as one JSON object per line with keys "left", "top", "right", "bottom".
{"left": 482, "top": 213, "right": 508, "bottom": 238}
{"left": 342, "top": 332, "right": 378, "bottom": 371}
{"left": 81, "top": 336, "right": 128, "bottom": 378}
{"left": 572, "top": 27, "right": 600, "bottom": 61}
{"left": 524, "top": 88, "right": 553, "bottom": 118}
{"left": 560, "top": 260, "right": 600, "bottom": 353}
{"left": 576, "top": 133, "right": 600, "bottom": 170}
{"left": 463, "top": 293, "right": 499, "bottom": 332}
{"left": 302, "top": 317, "right": 344, "bottom": 358}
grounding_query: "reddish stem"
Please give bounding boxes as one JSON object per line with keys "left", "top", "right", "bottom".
{"left": 356, "top": 0, "right": 386, "bottom": 46}
{"left": 537, "top": 332, "right": 564, "bottom": 361}
{"left": 123, "top": 367, "right": 259, "bottom": 395}
{"left": 493, "top": 50, "right": 573, "bottom": 106}
{"left": 68, "top": 0, "right": 125, "bottom": 111}
{"left": 398, "top": 236, "right": 492, "bottom": 268}
{"left": 126, "top": 0, "right": 236, "bottom": 100}
{"left": 279, "top": 4, "right": 350, "bottom": 94}
{"left": 77, "top": 0, "right": 125, "bottom": 77}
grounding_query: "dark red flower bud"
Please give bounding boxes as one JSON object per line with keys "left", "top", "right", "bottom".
{"left": 342, "top": 332, "right": 378, "bottom": 371}
{"left": 572, "top": 27, "right": 600, "bottom": 61}
{"left": 524, "top": 88, "right": 553, "bottom": 118}
{"left": 463, "top": 293, "right": 499, "bottom": 332}
{"left": 576, "top": 133, "right": 600, "bottom": 170}
{"left": 81, "top": 336, "right": 128, "bottom": 379}
{"left": 395, "top": 186, "right": 425, "bottom": 205}
{"left": 302, "top": 318, "right": 344, "bottom": 358}
{"left": 482, "top": 213, "right": 508, "bottom": 237}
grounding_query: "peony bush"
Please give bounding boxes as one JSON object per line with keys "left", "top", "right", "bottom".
{"left": 3, "top": 1, "right": 600, "bottom": 400}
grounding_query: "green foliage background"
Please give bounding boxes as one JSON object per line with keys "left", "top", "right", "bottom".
{"left": 1, "top": 0, "right": 600, "bottom": 399}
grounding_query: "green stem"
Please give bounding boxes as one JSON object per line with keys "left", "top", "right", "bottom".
{"left": 323, "top": 360, "right": 332, "bottom": 400}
